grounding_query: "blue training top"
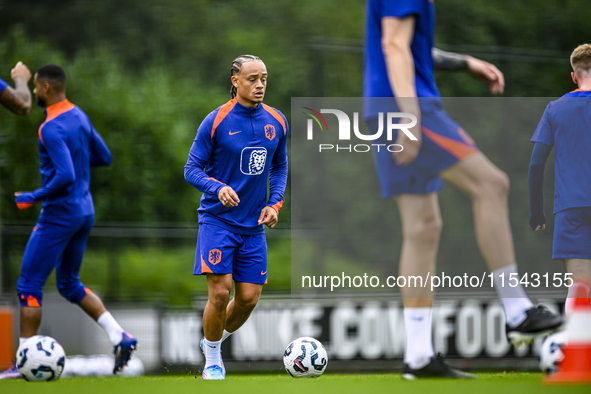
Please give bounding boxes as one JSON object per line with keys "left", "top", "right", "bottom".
{"left": 531, "top": 89, "right": 591, "bottom": 213}
{"left": 0, "top": 77, "right": 7, "bottom": 93}
{"left": 185, "top": 98, "right": 289, "bottom": 235}
{"left": 16, "top": 99, "right": 112, "bottom": 219}
{"left": 364, "top": 0, "right": 440, "bottom": 118}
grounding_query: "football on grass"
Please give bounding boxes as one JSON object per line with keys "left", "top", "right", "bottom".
{"left": 16, "top": 335, "right": 66, "bottom": 382}
{"left": 283, "top": 337, "right": 328, "bottom": 377}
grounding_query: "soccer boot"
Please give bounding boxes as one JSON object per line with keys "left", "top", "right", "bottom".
{"left": 0, "top": 363, "right": 22, "bottom": 379}
{"left": 402, "top": 353, "right": 476, "bottom": 380}
{"left": 113, "top": 331, "right": 138, "bottom": 374}
{"left": 202, "top": 365, "right": 226, "bottom": 380}
{"left": 200, "top": 338, "right": 226, "bottom": 379}
{"left": 506, "top": 305, "right": 564, "bottom": 347}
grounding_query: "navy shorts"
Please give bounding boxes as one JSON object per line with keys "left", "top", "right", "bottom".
{"left": 369, "top": 104, "right": 479, "bottom": 197}
{"left": 553, "top": 207, "right": 591, "bottom": 261}
{"left": 194, "top": 223, "right": 268, "bottom": 284}
{"left": 17, "top": 215, "right": 94, "bottom": 307}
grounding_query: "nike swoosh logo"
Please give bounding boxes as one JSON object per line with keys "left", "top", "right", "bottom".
{"left": 229, "top": 130, "right": 242, "bottom": 135}
{"left": 261, "top": 270, "right": 267, "bottom": 275}
{"left": 207, "top": 344, "right": 216, "bottom": 348}
{"left": 411, "top": 317, "right": 424, "bottom": 321}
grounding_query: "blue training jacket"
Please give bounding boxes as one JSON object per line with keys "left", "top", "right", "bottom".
{"left": 184, "top": 98, "right": 289, "bottom": 234}
{"left": 16, "top": 99, "right": 112, "bottom": 219}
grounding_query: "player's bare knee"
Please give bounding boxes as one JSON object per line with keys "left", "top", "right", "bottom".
{"left": 209, "top": 287, "right": 231, "bottom": 310}
{"left": 235, "top": 293, "right": 260, "bottom": 311}
{"left": 476, "top": 169, "right": 510, "bottom": 201}
{"left": 404, "top": 215, "right": 442, "bottom": 245}
{"left": 493, "top": 169, "right": 510, "bottom": 197}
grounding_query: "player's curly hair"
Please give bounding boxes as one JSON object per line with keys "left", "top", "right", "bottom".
{"left": 570, "top": 44, "right": 591, "bottom": 76}
{"left": 230, "top": 55, "right": 263, "bottom": 98}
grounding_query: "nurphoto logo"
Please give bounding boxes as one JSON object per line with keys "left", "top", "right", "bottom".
{"left": 303, "top": 107, "right": 417, "bottom": 153}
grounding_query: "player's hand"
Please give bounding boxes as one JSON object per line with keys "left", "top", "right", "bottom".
{"left": 11, "top": 62, "right": 31, "bottom": 83}
{"left": 218, "top": 186, "right": 240, "bottom": 207}
{"left": 529, "top": 212, "right": 546, "bottom": 231}
{"left": 467, "top": 57, "right": 504, "bottom": 95}
{"left": 258, "top": 206, "right": 278, "bottom": 228}
{"left": 15, "top": 191, "right": 35, "bottom": 210}
{"left": 393, "top": 126, "right": 422, "bottom": 166}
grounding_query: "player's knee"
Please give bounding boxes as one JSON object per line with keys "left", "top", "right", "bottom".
{"left": 57, "top": 281, "right": 85, "bottom": 304}
{"left": 236, "top": 292, "right": 260, "bottom": 311}
{"left": 478, "top": 169, "right": 510, "bottom": 200}
{"left": 405, "top": 214, "right": 442, "bottom": 244}
{"left": 490, "top": 169, "right": 510, "bottom": 197}
{"left": 208, "top": 286, "right": 231, "bottom": 310}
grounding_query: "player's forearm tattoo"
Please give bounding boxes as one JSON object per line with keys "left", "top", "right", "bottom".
{"left": 432, "top": 48, "right": 470, "bottom": 71}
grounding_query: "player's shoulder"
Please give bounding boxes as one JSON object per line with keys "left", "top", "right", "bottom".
{"left": 47, "top": 104, "right": 90, "bottom": 130}
{"left": 204, "top": 99, "right": 239, "bottom": 124}
{"left": 261, "top": 103, "right": 286, "bottom": 119}
{"left": 561, "top": 89, "right": 591, "bottom": 98}
{"left": 548, "top": 89, "right": 591, "bottom": 110}
{"left": 39, "top": 118, "right": 67, "bottom": 145}
{"left": 197, "top": 99, "right": 239, "bottom": 138}
{"left": 261, "top": 103, "right": 288, "bottom": 134}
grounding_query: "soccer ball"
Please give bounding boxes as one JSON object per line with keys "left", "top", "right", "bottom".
{"left": 283, "top": 337, "right": 328, "bottom": 378}
{"left": 539, "top": 331, "right": 566, "bottom": 374}
{"left": 16, "top": 335, "right": 66, "bottom": 382}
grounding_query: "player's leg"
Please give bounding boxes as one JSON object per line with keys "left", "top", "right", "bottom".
{"left": 397, "top": 192, "right": 439, "bottom": 369}
{"left": 201, "top": 273, "right": 232, "bottom": 379}
{"left": 225, "top": 281, "right": 263, "bottom": 333}
{"left": 441, "top": 153, "right": 562, "bottom": 342}
{"left": 194, "top": 224, "right": 239, "bottom": 380}
{"left": 0, "top": 221, "right": 68, "bottom": 379}
{"left": 565, "top": 259, "right": 591, "bottom": 314}
{"left": 17, "top": 221, "right": 70, "bottom": 339}
{"left": 55, "top": 214, "right": 136, "bottom": 373}
{"left": 397, "top": 193, "right": 474, "bottom": 379}
{"left": 225, "top": 232, "right": 267, "bottom": 339}
{"left": 441, "top": 153, "right": 514, "bottom": 271}
{"left": 203, "top": 273, "right": 233, "bottom": 341}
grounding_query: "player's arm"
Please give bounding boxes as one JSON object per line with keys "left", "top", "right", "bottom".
{"left": 16, "top": 125, "right": 75, "bottom": 210}
{"left": 89, "top": 127, "right": 112, "bottom": 167}
{"left": 260, "top": 117, "right": 289, "bottom": 228}
{"left": 381, "top": 15, "right": 421, "bottom": 165}
{"left": 528, "top": 142, "right": 552, "bottom": 231}
{"left": 0, "top": 62, "right": 32, "bottom": 115}
{"left": 184, "top": 117, "right": 239, "bottom": 207}
{"left": 433, "top": 48, "right": 504, "bottom": 94}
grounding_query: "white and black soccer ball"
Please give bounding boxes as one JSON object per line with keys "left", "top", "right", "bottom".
{"left": 539, "top": 331, "right": 566, "bottom": 374}
{"left": 16, "top": 335, "right": 66, "bottom": 382}
{"left": 283, "top": 337, "right": 328, "bottom": 378}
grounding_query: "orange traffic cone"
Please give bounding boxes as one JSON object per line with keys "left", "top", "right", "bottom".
{"left": 545, "top": 281, "right": 591, "bottom": 384}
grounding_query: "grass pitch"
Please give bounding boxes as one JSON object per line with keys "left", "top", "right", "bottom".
{"left": 1, "top": 373, "right": 589, "bottom": 394}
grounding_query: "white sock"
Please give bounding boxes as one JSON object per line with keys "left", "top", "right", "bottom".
{"left": 221, "top": 329, "right": 233, "bottom": 342}
{"left": 19, "top": 337, "right": 28, "bottom": 347}
{"left": 97, "top": 311, "right": 125, "bottom": 346}
{"left": 403, "top": 307, "right": 434, "bottom": 369}
{"left": 492, "top": 264, "right": 534, "bottom": 327}
{"left": 203, "top": 338, "right": 222, "bottom": 368}
{"left": 565, "top": 282, "right": 591, "bottom": 315}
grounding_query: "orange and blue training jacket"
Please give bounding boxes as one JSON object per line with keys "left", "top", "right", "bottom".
{"left": 184, "top": 99, "right": 288, "bottom": 234}
{"left": 15, "top": 99, "right": 112, "bottom": 219}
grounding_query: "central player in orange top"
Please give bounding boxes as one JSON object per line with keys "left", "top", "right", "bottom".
{"left": 184, "top": 55, "right": 288, "bottom": 380}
